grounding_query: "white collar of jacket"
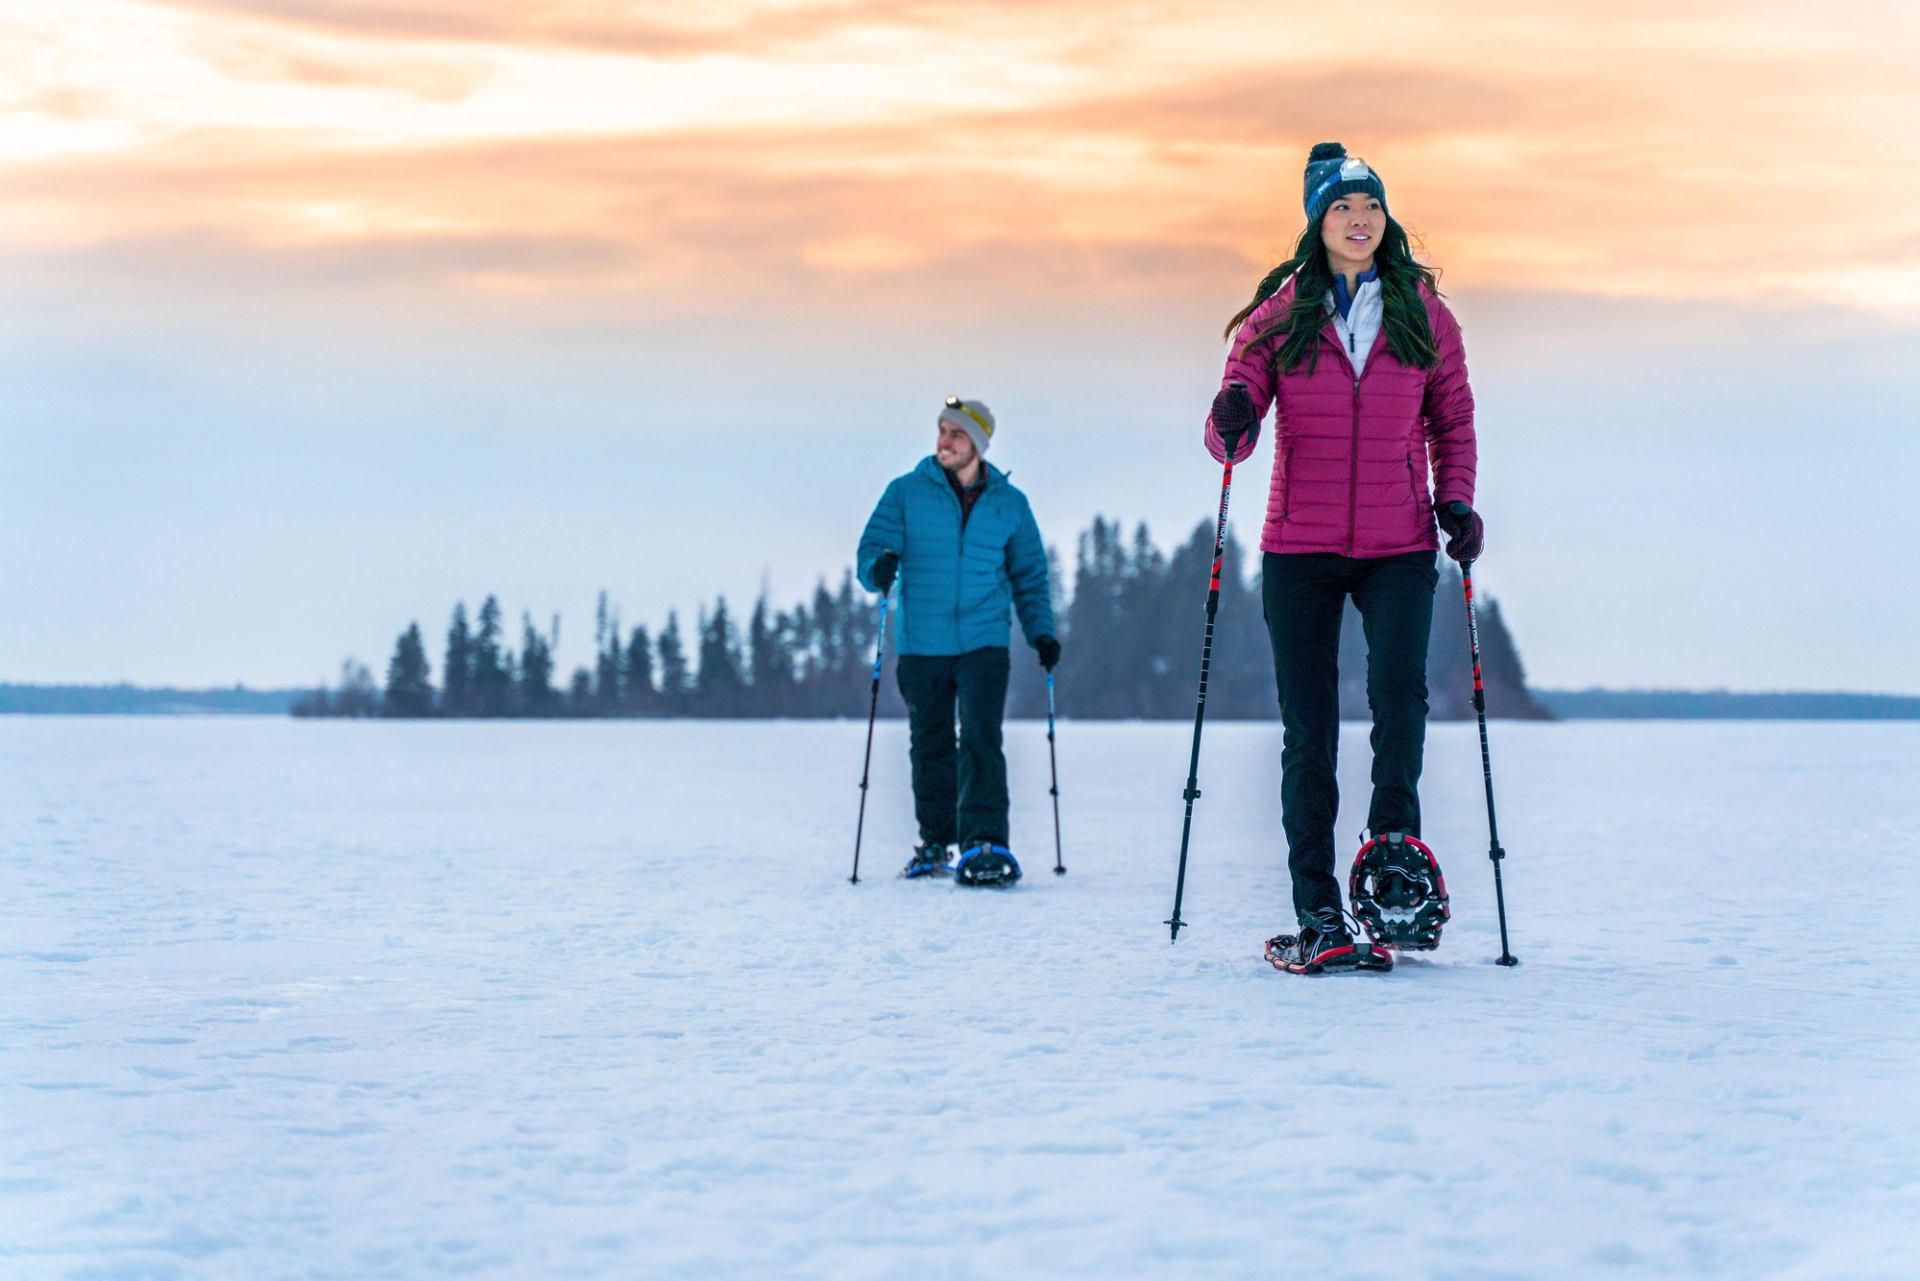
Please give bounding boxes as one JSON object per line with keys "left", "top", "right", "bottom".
{"left": 1323, "top": 277, "right": 1384, "bottom": 377}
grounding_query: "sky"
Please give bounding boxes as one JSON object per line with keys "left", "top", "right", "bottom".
{"left": 3, "top": 0, "right": 1917, "bottom": 692}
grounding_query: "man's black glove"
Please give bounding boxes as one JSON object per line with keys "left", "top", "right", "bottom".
{"left": 1437, "top": 501, "right": 1485, "bottom": 563}
{"left": 871, "top": 551, "right": 899, "bottom": 594}
{"left": 1035, "top": 635, "right": 1062, "bottom": 671}
{"left": 1210, "top": 381, "right": 1256, "bottom": 457}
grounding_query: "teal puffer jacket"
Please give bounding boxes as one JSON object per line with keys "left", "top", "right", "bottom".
{"left": 856, "top": 456, "right": 1054, "bottom": 657}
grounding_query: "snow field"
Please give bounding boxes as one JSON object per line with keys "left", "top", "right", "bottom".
{"left": 2, "top": 717, "right": 1917, "bottom": 1279}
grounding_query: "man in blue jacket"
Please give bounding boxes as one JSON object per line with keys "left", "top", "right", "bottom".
{"left": 857, "top": 396, "right": 1060, "bottom": 886}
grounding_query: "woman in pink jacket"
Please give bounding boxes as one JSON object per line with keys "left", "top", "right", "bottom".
{"left": 1206, "top": 142, "right": 1482, "bottom": 976}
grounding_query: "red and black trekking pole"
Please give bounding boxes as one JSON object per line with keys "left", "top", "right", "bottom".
{"left": 1168, "top": 385, "right": 1246, "bottom": 941}
{"left": 1459, "top": 553, "right": 1519, "bottom": 965}
{"left": 1045, "top": 671, "right": 1064, "bottom": 875}
{"left": 848, "top": 593, "right": 891, "bottom": 885}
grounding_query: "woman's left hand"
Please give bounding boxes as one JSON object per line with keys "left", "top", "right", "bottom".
{"left": 1437, "top": 502, "right": 1484, "bottom": 563}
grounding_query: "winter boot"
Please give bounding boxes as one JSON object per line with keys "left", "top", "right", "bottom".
{"left": 1349, "top": 831, "right": 1450, "bottom": 951}
{"left": 1266, "top": 908, "right": 1393, "bottom": 974}
{"left": 900, "top": 841, "right": 953, "bottom": 879}
{"left": 952, "top": 840, "right": 1021, "bottom": 888}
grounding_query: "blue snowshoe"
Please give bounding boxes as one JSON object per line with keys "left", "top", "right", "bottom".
{"left": 901, "top": 841, "right": 953, "bottom": 879}
{"left": 952, "top": 841, "right": 1021, "bottom": 888}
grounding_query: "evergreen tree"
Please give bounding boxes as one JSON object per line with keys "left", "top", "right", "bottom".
{"left": 828, "top": 571, "right": 874, "bottom": 715}
{"left": 1476, "top": 598, "right": 1550, "bottom": 719}
{"left": 810, "top": 580, "right": 841, "bottom": 706}
{"left": 384, "top": 622, "right": 434, "bottom": 717}
{"left": 656, "top": 612, "right": 692, "bottom": 714}
{"left": 593, "top": 591, "right": 622, "bottom": 716}
{"left": 626, "top": 624, "right": 656, "bottom": 714}
{"left": 517, "top": 611, "right": 558, "bottom": 716}
{"left": 1061, "top": 517, "right": 1128, "bottom": 716}
{"left": 442, "top": 602, "right": 473, "bottom": 716}
{"left": 335, "top": 659, "right": 380, "bottom": 717}
{"left": 568, "top": 666, "right": 594, "bottom": 715}
{"left": 746, "top": 592, "right": 792, "bottom": 716}
{"left": 786, "top": 601, "right": 818, "bottom": 715}
{"left": 696, "top": 598, "right": 746, "bottom": 716}
{"left": 472, "top": 595, "right": 510, "bottom": 716}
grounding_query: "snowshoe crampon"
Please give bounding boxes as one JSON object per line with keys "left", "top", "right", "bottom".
{"left": 953, "top": 842, "right": 1021, "bottom": 888}
{"left": 1349, "top": 832, "right": 1450, "bottom": 951}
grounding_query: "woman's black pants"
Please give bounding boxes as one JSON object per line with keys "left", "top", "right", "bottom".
{"left": 1262, "top": 550, "right": 1439, "bottom": 926}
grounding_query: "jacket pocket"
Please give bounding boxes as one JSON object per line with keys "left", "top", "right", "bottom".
{"left": 1278, "top": 440, "right": 1294, "bottom": 518}
{"left": 1405, "top": 450, "right": 1425, "bottom": 509}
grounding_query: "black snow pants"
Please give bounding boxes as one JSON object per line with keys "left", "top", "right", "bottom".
{"left": 895, "top": 647, "right": 1012, "bottom": 849}
{"left": 1262, "top": 551, "right": 1439, "bottom": 926}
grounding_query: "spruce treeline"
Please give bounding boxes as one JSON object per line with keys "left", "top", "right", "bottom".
{"left": 292, "top": 519, "right": 1547, "bottom": 720}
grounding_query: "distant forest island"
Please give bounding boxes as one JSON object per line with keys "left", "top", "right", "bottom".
{"left": 290, "top": 516, "right": 1547, "bottom": 723}
{"left": 5, "top": 518, "right": 1916, "bottom": 721}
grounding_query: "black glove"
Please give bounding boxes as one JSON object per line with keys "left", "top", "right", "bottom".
{"left": 1210, "top": 381, "right": 1256, "bottom": 457}
{"left": 1035, "top": 635, "right": 1062, "bottom": 671}
{"left": 871, "top": 551, "right": 899, "bottom": 594}
{"left": 1437, "top": 501, "right": 1485, "bottom": 563}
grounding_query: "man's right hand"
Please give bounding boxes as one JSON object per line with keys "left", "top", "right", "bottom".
{"left": 1211, "top": 382, "right": 1256, "bottom": 457}
{"left": 871, "top": 551, "right": 899, "bottom": 594}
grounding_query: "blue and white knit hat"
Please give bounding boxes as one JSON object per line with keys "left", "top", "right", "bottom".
{"left": 1303, "top": 141, "right": 1388, "bottom": 224}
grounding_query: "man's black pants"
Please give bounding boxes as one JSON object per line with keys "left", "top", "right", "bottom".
{"left": 1262, "top": 551, "right": 1438, "bottom": 925}
{"left": 895, "top": 647, "right": 1011, "bottom": 848}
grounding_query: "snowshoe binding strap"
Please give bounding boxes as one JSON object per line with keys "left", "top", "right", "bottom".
{"left": 1265, "top": 912, "right": 1392, "bottom": 974}
{"left": 901, "top": 842, "right": 952, "bottom": 879}
{"left": 1349, "top": 832, "right": 1450, "bottom": 951}
{"left": 953, "top": 842, "right": 1021, "bottom": 888}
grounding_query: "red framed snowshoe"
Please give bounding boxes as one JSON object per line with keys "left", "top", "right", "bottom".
{"left": 1349, "top": 832, "right": 1450, "bottom": 952}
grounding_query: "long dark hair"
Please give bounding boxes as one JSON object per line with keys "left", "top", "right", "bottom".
{"left": 1223, "top": 212, "right": 1441, "bottom": 373}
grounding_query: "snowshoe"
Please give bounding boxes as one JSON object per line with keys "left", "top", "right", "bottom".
{"left": 1349, "top": 832, "right": 1450, "bottom": 951}
{"left": 1265, "top": 910, "right": 1392, "bottom": 974}
{"left": 900, "top": 841, "right": 953, "bottom": 879}
{"left": 952, "top": 841, "right": 1021, "bottom": 888}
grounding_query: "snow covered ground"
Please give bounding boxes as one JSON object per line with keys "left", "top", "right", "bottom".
{"left": 3, "top": 715, "right": 1918, "bottom": 1280}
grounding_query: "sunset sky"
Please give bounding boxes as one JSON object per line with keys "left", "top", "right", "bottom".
{"left": 4, "top": 0, "right": 1917, "bottom": 692}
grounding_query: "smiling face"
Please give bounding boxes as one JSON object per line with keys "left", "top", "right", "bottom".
{"left": 1321, "top": 193, "right": 1386, "bottom": 278}
{"left": 935, "top": 419, "right": 978, "bottom": 472}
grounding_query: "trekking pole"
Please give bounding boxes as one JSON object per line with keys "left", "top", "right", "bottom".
{"left": 1459, "top": 553, "right": 1519, "bottom": 966}
{"left": 849, "top": 593, "right": 891, "bottom": 885}
{"left": 1045, "top": 670, "right": 1065, "bottom": 875}
{"left": 1168, "top": 385, "right": 1246, "bottom": 941}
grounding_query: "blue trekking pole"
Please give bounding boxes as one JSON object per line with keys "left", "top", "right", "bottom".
{"left": 1045, "top": 671, "right": 1065, "bottom": 875}
{"left": 849, "top": 594, "right": 891, "bottom": 885}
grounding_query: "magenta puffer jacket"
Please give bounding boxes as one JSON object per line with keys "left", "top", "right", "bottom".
{"left": 1205, "top": 280, "right": 1476, "bottom": 558}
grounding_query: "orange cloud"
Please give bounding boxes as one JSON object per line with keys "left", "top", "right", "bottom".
{"left": 4, "top": 0, "right": 1917, "bottom": 317}
{"left": 205, "top": 38, "right": 491, "bottom": 102}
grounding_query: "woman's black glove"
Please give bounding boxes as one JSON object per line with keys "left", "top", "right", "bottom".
{"left": 871, "top": 551, "right": 899, "bottom": 593}
{"left": 1210, "top": 382, "right": 1256, "bottom": 455}
{"left": 1437, "top": 502, "right": 1485, "bottom": 563}
{"left": 1035, "top": 635, "right": 1062, "bottom": 671}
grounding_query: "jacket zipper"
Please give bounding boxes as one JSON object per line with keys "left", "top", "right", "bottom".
{"left": 1346, "top": 372, "right": 1361, "bottom": 557}
{"left": 944, "top": 467, "right": 993, "bottom": 641}
{"left": 946, "top": 472, "right": 966, "bottom": 640}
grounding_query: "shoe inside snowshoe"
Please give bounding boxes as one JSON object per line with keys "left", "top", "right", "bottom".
{"left": 953, "top": 842, "right": 1021, "bottom": 888}
{"left": 1349, "top": 832, "right": 1450, "bottom": 951}
{"left": 1265, "top": 912, "right": 1392, "bottom": 974}
{"left": 901, "top": 841, "right": 953, "bottom": 879}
